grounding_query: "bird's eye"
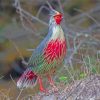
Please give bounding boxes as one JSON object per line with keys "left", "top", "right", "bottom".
{"left": 56, "top": 16, "right": 59, "bottom": 18}
{"left": 54, "top": 14, "right": 62, "bottom": 19}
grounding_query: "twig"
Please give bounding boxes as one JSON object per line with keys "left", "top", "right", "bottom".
{"left": 8, "top": 39, "right": 25, "bottom": 63}
{"left": 14, "top": 1, "right": 48, "bottom": 26}
{"left": 0, "top": 75, "right": 4, "bottom": 80}
{"left": 36, "top": 5, "right": 50, "bottom": 18}
{"left": 74, "top": 8, "right": 100, "bottom": 27}
{"left": 65, "top": 80, "right": 83, "bottom": 99}
{"left": 10, "top": 74, "right": 16, "bottom": 86}
{"left": 16, "top": 88, "right": 23, "bottom": 100}
{"left": 46, "top": 1, "right": 53, "bottom": 10}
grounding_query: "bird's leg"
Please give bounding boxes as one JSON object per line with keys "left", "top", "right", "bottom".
{"left": 47, "top": 74, "right": 54, "bottom": 86}
{"left": 47, "top": 75, "right": 58, "bottom": 92}
{"left": 38, "top": 77, "right": 47, "bottom": 92}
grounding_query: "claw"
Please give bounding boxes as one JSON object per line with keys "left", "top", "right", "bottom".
{"left": 47, "top": 75, "right": 58, "bottom": 92}
{"left": 47, "top": 75, "right": 54, "bottom": 85}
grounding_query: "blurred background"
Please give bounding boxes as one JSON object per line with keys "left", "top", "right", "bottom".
{"left": 0, "top": 0, "right": 100, "bottom": 99}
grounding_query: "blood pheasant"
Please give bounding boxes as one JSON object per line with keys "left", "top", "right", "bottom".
{"left": 17, "top": 9, "right": 67, "bottom": 92}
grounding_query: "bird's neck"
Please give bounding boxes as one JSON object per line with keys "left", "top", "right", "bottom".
{"left": 49, "top": 23, "right": 65, "bottom": 41}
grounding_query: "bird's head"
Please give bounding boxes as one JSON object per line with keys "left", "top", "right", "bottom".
{"left": 49, "top": 9, "right": 63, "bottom": 25}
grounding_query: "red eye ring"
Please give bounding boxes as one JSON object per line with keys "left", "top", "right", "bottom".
{"left": 54, "top": 14, "right": 62, "bottom": 24}
{"left": 54, "top": 14, "right": 62, "bottom": 19}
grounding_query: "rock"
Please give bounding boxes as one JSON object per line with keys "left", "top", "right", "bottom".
{"left": 42, "top": 95, "right": 57, "bottom": 100}
{"left": 32, "top": 75, "right": 100, "bottom": 100}
{"left": 64, "top": 75, "right": 100, "bottom": 100}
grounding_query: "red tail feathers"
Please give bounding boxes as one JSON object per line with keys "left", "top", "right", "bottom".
{"left": 17, "top": 68, "right": 37, "bottom": 88}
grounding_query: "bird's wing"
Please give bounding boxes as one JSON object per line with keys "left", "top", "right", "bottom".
{"left": 28, "top": 34, "right": 51, "bottom": 67}
{"left": 28, "top": 48, "right": 44, "bottom": 67}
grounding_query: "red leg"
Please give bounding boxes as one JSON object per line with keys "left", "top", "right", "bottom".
{"left": 47, "top": 75, "right": 58, "bottom": 92}
{"left": 47, "top": 75, "right": 54, "bottom": 86}
{"left": 38, "top": 77, "right": 46, "bottom": 92}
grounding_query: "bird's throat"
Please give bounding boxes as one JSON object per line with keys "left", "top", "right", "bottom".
{"left": 50, "top": 25, "right": 65, "bottom": 41}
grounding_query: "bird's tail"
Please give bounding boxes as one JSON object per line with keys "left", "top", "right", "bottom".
{"left": 17, "top": 68, "right": 37, "bottom": 89}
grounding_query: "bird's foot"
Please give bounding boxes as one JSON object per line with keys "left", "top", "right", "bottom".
{"left": 38, "top": 77, "right": 49, "bottom": 94}
{"left": 40, "top": 87, "right": 48, "bottom": 93}
{"left": 40, "top": 88, "right": 50, "bottom": 95}
{"left": 47, "top": 75, "right": 59, "bottom": 92}
{"left": 50, "top": 83, "right": 58, "bottom": 92}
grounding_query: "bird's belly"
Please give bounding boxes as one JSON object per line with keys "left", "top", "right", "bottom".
{"left": 36, "top": 59, "right": 63, "bottom": 76}
{"left": 36, "top": 39, "right": 66, "bottom": 75}
{"left": 43, "top": 39, "right": 66, "bottom": 63}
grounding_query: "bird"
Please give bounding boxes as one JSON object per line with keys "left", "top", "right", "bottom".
{"left": 17, "top": 8, "right": 67, "bottom": 92}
